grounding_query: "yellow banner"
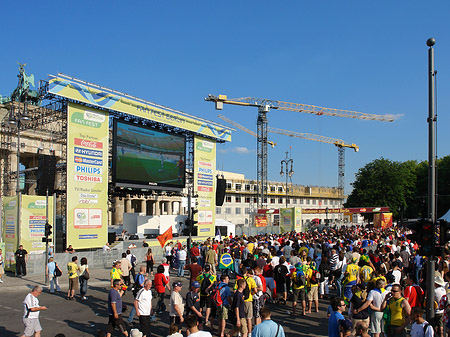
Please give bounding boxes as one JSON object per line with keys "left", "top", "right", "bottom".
{"left": 48, "top": 75, "right": 231, "bottom": 142}
{"left": 294, "top": 207, "right": 302, "bottom": 232}
{"left": 2, "top": 196, "right": 18, "bottom": 270}
{"left": 280, "top": 208, "right": 294, "bottom": 233}
{"left": 20, "top": 195, "right": 54, "bottom": 254}
{"left": 67, "top": 103, "right": 109, "bottom": 249}
{"left": 194, "top": 136, "right": 216, "bottom": 237}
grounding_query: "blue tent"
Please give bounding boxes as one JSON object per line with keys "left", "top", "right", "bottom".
{"left": 439, "top": 209, "right": 450, "bottom": 222}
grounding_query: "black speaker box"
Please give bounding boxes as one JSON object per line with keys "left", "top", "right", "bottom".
{"left": 36, "top": 155, "right": 56, "bottom": 196}
{"left": 216, "top": 177, "right": 226, "bottom": 206}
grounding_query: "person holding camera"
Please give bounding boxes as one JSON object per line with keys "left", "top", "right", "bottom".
{"left": 380, "top": 284, "right": 411, "bottom": 337}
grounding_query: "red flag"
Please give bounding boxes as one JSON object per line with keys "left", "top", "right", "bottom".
{"left": 157, "top": 226, "right": 173, "bottom": 248}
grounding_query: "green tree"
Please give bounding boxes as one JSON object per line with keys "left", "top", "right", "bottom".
{"left": 345, "top": 158, "right": 417, "bottom": 218}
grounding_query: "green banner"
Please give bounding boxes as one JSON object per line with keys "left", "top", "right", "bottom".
{"left": 67, "top": 103, "right": 109, "bottom": 249}
{"left": 280, "top": 208, "right": 294, "bottom": 233}
{"left": 21, "top": 195, "right": 54, "bottom": 254}
{"left": 3, "top": 196, "right": 18, "bottom": 270}
{"left": 194, "top": 136, "right": 216, "bottom": 237}
{"left": 294, "top": 207, "right": 302, "bottom": 232}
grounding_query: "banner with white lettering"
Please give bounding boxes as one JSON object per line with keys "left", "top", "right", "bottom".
{"left": 67, "top": 103, "right": 109, "bottom": 249}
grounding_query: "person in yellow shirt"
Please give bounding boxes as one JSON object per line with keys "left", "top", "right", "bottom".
{"left": 306, "top": 258, "right": 320, "bottom": 313}
{"left": 343, "top": 258, "right": 360, "bottom": 300}
{"left": 380, "top": 284, "right": 411, "bottom": 337}
{"left": 110, "top": 260, "right": 123, "bottom": 288}
{"left": 359, "top": 262, "right": 373, "bottom": 287}
{"left": 67, "top": 256, "right": 79, "bottom": 300}
{"left": 247, "top": 241, "right": 255, "bottom": 255}
{"left": 234, "top": 267, "right": 257, "bottom": 333}
{"left": 291, "top": 263, "right": 307, "bottom": 316}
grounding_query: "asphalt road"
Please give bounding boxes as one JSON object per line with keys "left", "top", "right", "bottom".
{"left": 0, "top": 267, "right": 330, "bottom": 337}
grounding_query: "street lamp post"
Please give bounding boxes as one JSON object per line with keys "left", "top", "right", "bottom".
{"left": 326, "top": 207, "right": 329, "bottom": 226}
{"left": 280, "top": 150, "right": 294, "bottom": 209}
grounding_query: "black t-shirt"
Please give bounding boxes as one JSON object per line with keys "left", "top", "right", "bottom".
{"left": 319, "top": 262, "right": 330, "bottom": 282}
{"left": 351, "top": 293, "right": 369, "bottom": 319}
{"left": 186, "top": 290, "right": 200, "bottom": 315}
{"left": 232, "top": 247, "right": 241, "bottom": 259}
{"left": 232, "top": 291, "right": 245, "bottom": 318}
{"left": 242, "top": 258, "right": 256, "bottom": 270}
{"left": 274, "top": 264, "right": 289, "bottom": 283}
{"left": 15, "top": 249, "right": 27, "bottom": 260}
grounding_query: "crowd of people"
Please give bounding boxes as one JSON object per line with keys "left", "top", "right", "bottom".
{"left": 18, "top": 223, "right": 450, "bottom": 337}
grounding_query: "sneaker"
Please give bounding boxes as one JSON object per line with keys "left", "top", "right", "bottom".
{"left": 0, "top": 279, "right": 3, "bottom": 283}
{"left": 82, "top": 296, "right": 87, "bottom": 300}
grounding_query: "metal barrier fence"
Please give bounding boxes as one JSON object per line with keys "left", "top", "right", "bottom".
{"left": 235, "top": 225, "right": 281, "bottom": 237}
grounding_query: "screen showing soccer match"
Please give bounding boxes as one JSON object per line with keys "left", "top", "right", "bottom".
{"left": 113, "top": 120, "right": 186, "bottom": 190}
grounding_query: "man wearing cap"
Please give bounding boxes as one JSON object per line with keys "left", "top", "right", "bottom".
{"left": 134, "top": 279, "right": 152, "bottom": 337}
{"left": 170, "top": 281, "right": 185, "bottom": 325}
{"left": 186, "top": 281, "right": 202, "bottom": 326}
{"left": 434, "top": 276, "right": 447, "bottom": 337}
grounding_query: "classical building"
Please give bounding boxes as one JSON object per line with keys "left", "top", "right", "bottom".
{"left": 215, "top": 171, "right": 345, "bottom": 226}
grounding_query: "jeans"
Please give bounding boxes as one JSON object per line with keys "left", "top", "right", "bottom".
{"left": 415, "top": 267, "right": 422, "bottom": 285}
{"left": 197, "top": 256, "right": 204, "bottom": 268}
{"left": 127, "top": 306, "right": 136, "bottom": 323}
{"left": 178, "top": 260, "right": 186, "bottom": 277}
{"left": 335, "top": 275, "right": 344, "bottom": 297}
{"left": 156, "top": 292, "right": 166, "bottom": 313}
{"left": 49, "top": 275, "right": 61, "bottom": 292}
{"left": 234, "top": 259, "right": 241, "bottom": 274}
{"left": 79, "top": 276, "right": 88, "bottom": 296}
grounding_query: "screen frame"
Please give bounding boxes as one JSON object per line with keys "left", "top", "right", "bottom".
{"left": 112, "top": 119, "right": 186, "bottom": 191}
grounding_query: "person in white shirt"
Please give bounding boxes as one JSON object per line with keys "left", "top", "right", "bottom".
{"left": 103, "top": 243, "right": 111, "bottom": 252}
{"left": 356, "top": 279, "right": 387, "bottom": 337}
{"left": 410, "top": 307, "right": 434, "bottom": 337}
{"left": 134, "top": 279, "right": 153, "bottom": 337}
{"left": 177, "top": 247, "right": 187, "bottom": 277}
{"left": 185, "top": 314, "right": 212, "bottom": 337}
{"left": 434, "top": 276, "right": 447, "bottom": 337}
{"left": 20, "top": 286, "right": 47, "bottom": 337}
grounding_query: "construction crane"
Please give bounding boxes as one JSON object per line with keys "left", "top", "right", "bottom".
{"left": 218, "top": 115, "right": 358, "bottom": 194}
{"left": 206, "top": 94, "right": 396, "bottom": 209}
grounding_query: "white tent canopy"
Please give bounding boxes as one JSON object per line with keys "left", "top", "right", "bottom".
{"left": 440, "top": 209, "right": 450, "bottom": 222}
{"left": 215, "top": 218, "right": 236, "bottom": 237}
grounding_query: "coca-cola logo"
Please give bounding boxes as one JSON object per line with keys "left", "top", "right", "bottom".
{"left": 74, "top": 138, "right": 103, "bottom": 149}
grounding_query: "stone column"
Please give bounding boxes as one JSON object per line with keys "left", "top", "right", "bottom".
{"left": 125, "top": 198, "right": 132, "bottom": 213}
{"left": 141, "top": 199, "right": 146, "bottom": 215}
{"left": 155, "top": 199, "right": 161, "bottom": 216}
{"left": 113, "top": 196, "right": 124, "bottom": 225}
{"left": 167, "top": 201, "right": 173, "bottom": 215}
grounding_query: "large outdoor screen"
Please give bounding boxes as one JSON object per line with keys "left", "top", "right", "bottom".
{"left": 113, "top": 120, "right": 186, "bottom": 191}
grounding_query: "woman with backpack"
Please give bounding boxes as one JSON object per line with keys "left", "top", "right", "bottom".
{"left": 46, "top": 257, "right": 62, "bottom": 293}
{"left": 79, "top": 257, "right": 90, "bottom": 300}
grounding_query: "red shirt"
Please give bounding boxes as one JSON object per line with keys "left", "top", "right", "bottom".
{"left": 154, "top": 273, "right": 168, "bottom": 293}
{"left": 185, "top": 263, "right": 202, "bottom": 281}
{"left": 258, "top": 274, "right": 267, "bottom": 293}
{"left": 190, "top": 246, "right": 200, "bottom": 257}
{"left": 404, "top": 285, "right": 423, "bottom": 308}
{"left": 263, "top": 264, "right": 273, "bottom": 278}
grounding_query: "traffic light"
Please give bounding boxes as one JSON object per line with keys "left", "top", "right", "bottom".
{"left": 440, "top": 220, "right": 450, "bottom": 246}
{"left": 421, "top": 219, "right": 434, "bottom": 257}
{"left": 45, "top": 223, "right": 52, "bottom": 237}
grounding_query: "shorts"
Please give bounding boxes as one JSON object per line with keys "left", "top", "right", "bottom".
{"left": 265, "top": 277, "right": 275, "bottom": 290}
{"left": 200, "top": 295, "right": 212, "bottom": 308}
{"left": 69, "top": 277, "right": 79, "bottom": 290}
{"left": 253, "top": 296, "right": 263, "bottom": 318}
{"left": 217, "top": 305, "right": 229, "bottom": 320}
{"left": 276, "top": 281, "right": 287, "bottom": 294}
{"left": 432, "top": 313, "right": 443, "bottom": 329}
{"left": 386, "top": 324, "right": 406, "bottom": 337}
{"left": 170, "top": 315, "right": 181, "bottom": 325}
{"left": 307, "top": 286, "right": 319, "bottom": 301}
{"left": 293, "top": 287, "right": 306, "bottom": 302}
{"left": 236, "top": 317, "right": 248, "bottom": 335}
{"left": 244, "top": 301, "right": 253, "bottom": 319}
{"left": 107, "top": 314, "right": 126, "bottom": 334}
{"left": 23, "top": 318, "right": 42, "bottom": 336}
{"left": 369, "top": 311, "right": 384, "bottom": 334}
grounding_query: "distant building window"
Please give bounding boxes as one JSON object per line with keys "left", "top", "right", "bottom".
{"left": 253, "top": 197, "right": 257, "bottom": 203}
{"left": 253, "top": 185, "right": 258, "bottom": 191}
{"left": 235, "top": 207, "right": 242, "bottom": 215}
{"left": 216, "top": 207, "right": 221, "bottom": 214}
{"left": 226, "top": 196, "right": 232, "bottom": 203}
{"left": 245, "top": 184, "right": 251, "bottom": 191}
{"left": 312, "top": 199, "right": 316, "bottom": 205}
{"left": 293, "top": 199, "right": 297, "bottom": 204}
{"left": 226, "top": 182, "right": 232, "bottom": 189}
{"left": 235, "top": 196, "right": 241, "bottom": 203}
{"left": 329, "top": 200, "right": 334, "bottom": 205}
{"left": 235, "top": 184, "right": 241, "bottom": 190}
{"left": 270, "top": 186, "right": 276, "bottom": 192}
{"left": 225, "top": 208, "right": 232, "bottom": 214}
{"left": 306, "top": 199, "right": 310, "bottom": 205}
{"left": 287, "top": 199, "right": 290, "bottom": 204}
{"left": 278, "top": 187, "right": 283, "bottom": 192}
{"left": 278, "top": 198, "right": 283, "bottom": 204}
{"left": 324, "top": 200, "right": 328, "bottom": 205}
{"left": 270, "top": 198, "right": 275, "bottom": 204}
{"left": 299, "top": 199, "right": 303, "bottom": 204}
{"left": 245, "top": 197, "right": 251, "bottom": 203}
{"left": 245, "top": 208, "right": 250, "bottom": 214}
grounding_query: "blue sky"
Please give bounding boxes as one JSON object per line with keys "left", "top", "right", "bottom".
{"left": 1, "top": 1, "right": 449, "bottom": 194}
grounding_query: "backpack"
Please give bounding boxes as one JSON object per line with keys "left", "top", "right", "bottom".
{"left": 274, "top": 265, "right": 286, "bottom": 282}
{"left": 130, "top": 255, "right": 137, "bottom": 267}
{"left": 310, "top": 270, "right": 320, "bottom": 284}
{"left": 294, "top": 270, "right": 306, "bottom": 287}
{"left": 200, "top": 273, "right": 213, "bottom": 296}
{"left": 243, "top": 277, "right": 251, "bottom": 300}
{"left": 132, "top": 274, "right": 145, "bottom": 297}
{"left": 54, "top": 263, "right": 62, "bottom": 277}
{"left": 212, "top": 284, "right": 226, "bottom": 306}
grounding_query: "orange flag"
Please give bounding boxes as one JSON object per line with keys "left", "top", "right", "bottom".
{"left": 157, "top": 226, "right": 173, "bottom": 248}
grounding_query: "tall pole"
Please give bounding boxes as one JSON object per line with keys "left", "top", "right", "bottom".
{"left": 426, "top": 37, "right": 436, "bottom": 322}
{"left": 280, "top": 150, "right": 294, "bottom": 209}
